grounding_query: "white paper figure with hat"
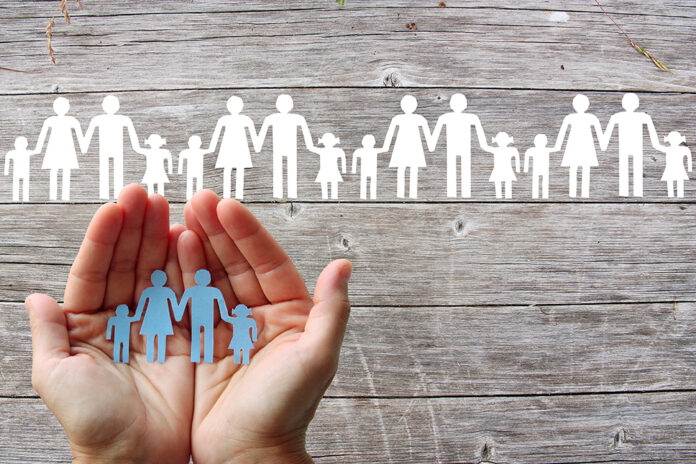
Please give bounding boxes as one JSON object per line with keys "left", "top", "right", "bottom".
{"left": 656, "top": 131, "right": 692, "bottom": 198}
{"left": 136, "top": 134, "right": 172, "bottom": 195}
{"left": 524, "top": 134, "right": 554, "bottom": 199}
{"left": 352, "top": 134, "right": 384, "bottom": 200}
{"left": 221, "top": 303, "right": 257, "bottom": 365}
{"left": 178, "top": 136, "right": 211, "bottom": 200}
{"left": 81, "top": 95, "right": 141, "bottom": 200}
{"left": 485, "top": 132, "right": 520, "bottom": 199}
{"left": 4, "top": 136, "right": 39, "bottom": 202}
{"left": 308, "top": 133, "right": 346, "bottom": 200}
{"left": 34, "top": 97, "right": 85, "bottom": 201}
{"left": 382, "top": 95, "right": 432, "bottom": 199}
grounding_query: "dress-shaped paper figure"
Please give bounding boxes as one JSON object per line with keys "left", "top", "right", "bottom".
{"left": 382, "top": 95, "right": 432, "bottom": 199}
{"left": 179, "top": 136, "right": 211, "bottom": 200}
{"left": 176, "top": 269, "right": 231, "bottom": 363}
{"left": 4, "top": 137, "right": 38, "bottom": 202}
{"left": 132, "top": 270, "right": 178, "bottom": 363}
{"left": 485, "top": 132, "right": 520, "bottom": 199}
{"left": 221, "top": 304, "right": 257, "bottom": 365}
{"left": 308, "top": 133, "right": 346, "bottom": 200}
{"left": 352, "top": 135, "right": 384, "bottom": 200}
{"left": 137, "top": 134, "right": 172, "bottom": 195}
{"left": 256, "top": 95, "right": 314, "bottom": 199}
{"left": 34, "top": 97, "right": 85, "bottom": 201}
{"left": 553, "top": 94, "right": 604, "bottom": 198}
{"left": 656, "top": 131, "right": 692, "bottom": 198}
{"left": 106, "top": 304, "right": 138, "bottom": 363}
{"left": 428, "top": 93, "right": 489, "bottom": 198}
{"left": 82, "top": 95, "right": 141, "bottom": 200}
{"left": 524, "top": 134, "right": 553, "bottom": 199}
{"left": 208, "top": 96, "right": 259, "bottom": 200}
{"left": 600, "top": 93, "right": 661, "bottom": 197}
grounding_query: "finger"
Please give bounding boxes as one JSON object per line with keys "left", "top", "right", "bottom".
{"left": 177, "top": 230, "right": 207, "bottom": 289}
{"left": 190, "top": 190, "right": 266, "bottom": 307}
{"left": 164, "top": 224, "right": 186, "bottom": 297}
{"left": 26, "top": 294, "right": 70, "bottom": 390}
{"left": 133, "top": 194, "right": 170, "bottom": 301}
{"left": 63, "top": 202, "right": 123, "bottom": 312}
{"left": 216, "top": 198, "right": 310, "bottom": 304}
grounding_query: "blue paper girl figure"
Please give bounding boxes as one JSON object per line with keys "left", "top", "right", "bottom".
{"left": 222, "top": 304, "right": 258, "bottom": 365}
{"left": 132, "top": 270, "right": 178, "bottom": 363}
{"left": 106, "top": 304, "right": 138, "bottom": 363}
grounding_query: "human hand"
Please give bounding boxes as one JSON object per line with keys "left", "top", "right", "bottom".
{"left": 179, "top": 190, "right": 352, "bottom": 463}
{"left": 26, "top": 184, "right": 194, "bottom": 463}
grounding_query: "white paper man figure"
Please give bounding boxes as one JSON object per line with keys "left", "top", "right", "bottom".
{"left": 485, "top": 132, "right": 520, "bottom": 199}
{"left": 208, "top": 96, "right": 259, "bottom": 199}
{"left": 179, "top": 136, "right": 211, "bottom": 200}
{"left": 524, "top": 134, "right": 553, "bottom": 199}
{"left": 352, "top": 135, "right": 384, "bottom": 200}
{"left": 308, "top": 133, "right": 346, "bottom": 200}
{"left": 553, "top": 94, "right": 603, "bottom": 198}
{"left": 136, "top": 134, "right": 172, "bottom": 195}
{"left": 82, "top": 95, "right": 141, "bottom": 200}
{"left": 256, "top": 95, "right": 314, "bottom": 199}
{"left": 34, "top": 97, "right": 84, "bottom": 201}
{"left": 4, "top": 137, "right": 38, "bottom": 202}
{"left": 106, "top": 304, "right": 138, "bottom": 363}
{"left": 656, "top": 131, "right": 692, "bottom": 198}
{"left": 382, "top": 95, "right": 432, "bottom": 199}
{"left": 600, "top": 93, "right": 661, "bottom": 197}
{"left": 428, "top": 93, "right": 489, "bottom": 198}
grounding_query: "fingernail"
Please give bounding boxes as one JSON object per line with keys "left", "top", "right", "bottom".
{"left": 339, "top": 263, "right": 352, "bottom": 284}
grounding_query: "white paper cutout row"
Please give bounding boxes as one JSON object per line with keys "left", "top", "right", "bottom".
{"left": 4, "top": 93, "right": 692, "bottom": 201}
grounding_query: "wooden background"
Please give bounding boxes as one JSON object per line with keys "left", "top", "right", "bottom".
{"left": 1, "top": 1, "right": 695, "bottom": 462}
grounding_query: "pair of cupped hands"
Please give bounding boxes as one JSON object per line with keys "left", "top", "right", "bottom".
{"left": 26, "top": 184, "right": 352, "bottom": 464}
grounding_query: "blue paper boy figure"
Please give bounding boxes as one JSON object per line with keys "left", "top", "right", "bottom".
{"left": 133, "top": 270, "right": 178, "bottom": 363}
{"left": 222, "top": 304, "right": 258, "bottom": 365}
{"left": 106, "top": 304, "right": 137, "bottom": 363}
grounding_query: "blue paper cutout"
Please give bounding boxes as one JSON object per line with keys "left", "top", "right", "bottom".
{"left": 223, "top": 304, "right": 258, "bottom": 365}
{"left": 133, "top": 270, "right": 178, "bottom": 363}
{"left": 106, "top": 304, "right": 137, "bottom": 363}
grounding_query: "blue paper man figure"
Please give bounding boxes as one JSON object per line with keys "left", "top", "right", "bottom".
{"left": 133, "top": 270, "right": 178, "bottom": 363}
{"left": 222, "top": 304, "right": 258, "bottom": 365}
{"left": 106, "top": 304, "right": 137, "bottom": 363}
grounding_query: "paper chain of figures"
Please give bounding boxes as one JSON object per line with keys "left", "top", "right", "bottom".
{"left": 4, "top": 93, "right": 692, "bottom": 201}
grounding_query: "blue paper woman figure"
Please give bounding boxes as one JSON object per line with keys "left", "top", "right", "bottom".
{"left": 223, "top": 304, "right": 257, "bottom": 365}
{"left": 133, "top": 270, "right": 178, "bottom": 363}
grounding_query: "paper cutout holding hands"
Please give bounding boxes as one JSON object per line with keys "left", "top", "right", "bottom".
{"left": 137, "top": 134, "right": 172, "bottom": 196}
{"left": 221, "top": 304, "right": 258, "bottom": 365}
{"left": 486, "top": 132, "right": 520, "bottom": 199}
{"left": 132, "top": 270, "right": 178, "bottom": 363}
{"left": 106, "top": 304, "right": 138, "bottom": 363}
{"left": 656, "top": 131, "right": 692, "bottom": 198}
{"left": 4, "top": 136, "right": 39, "bottom": 202}
{"left": 178, "top": 136, "right": 211, "bottom": 200}
{"left": 524, "top": 134, "right": 554, "bottom": 199}
{"left": 309, "top": 133, "right": 346, "bottom": 200}
{"left": 352, "top": 135, "right": 384, "bottom": 200}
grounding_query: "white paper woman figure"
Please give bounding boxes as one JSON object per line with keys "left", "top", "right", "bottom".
{"left": 553, "top": 94, "right": 604, "bottom": 198}
{"left": 208, "top": 96, "right": 259, "bottom": 200}
{"left": 4, "top": 136, "right": 39, "bottom": 202}
{"left": 352, "top": 135, "right": 384, "bottom": 200}
{"left": 524, "top": 134, "right": 553, "bottom": 199}
{"left": 382, "top": 95, "right": 432, "bottom": 199}
{"left": 308, "top": 133, "right": 346, "bottom": 200}
{"left": 34, "top": 97, "right": 85, "bottom": 201}
{"left": 137, "top": 134, "right": 172, "bottom": 195}
{"left": 656, "top": 131, "right": 692, "bottom": 198}
{"left": 178, "top": 136, "right": 211, "bottom": 200}
{"left": 485, "top": 132, "right": 520, "bottom": 199}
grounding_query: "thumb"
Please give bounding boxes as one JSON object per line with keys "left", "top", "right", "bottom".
{"left": 25, "top": 294, "right": 70, "bottom": 391}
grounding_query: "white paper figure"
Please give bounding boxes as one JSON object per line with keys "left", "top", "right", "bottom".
{"left": 600, "top": 93, "right": 661, "bottom": 197}
{"left": 524, "top": 134, "right": 553, "bottom": 199}
{"left": 382, "top": 95, "right": 432, "bottom": 199}
{"left": 82, "top": 95, "right": 141, "bottom": 200}
{"left": 308, "top": 133, "right": 346, "bottom": 200}
{"left": 428, "top": 93, "right": 489, "bottom": 198}
{"left": 4, "top": 137, "right": 38, "bottom": 202}
{"left": 553, "top": 94, "right": 603, "bottom": 198}
{"left": 137, "top": 134, "right": 172, "bottom": 195}
{"left": 34, "top": 97, "right": 84, "bottom": 201}
{"left": 179, "top": 136, "right": 210, "bottom": 200}
{"left": 256, "top": 95, "right": 314, "bottom": 199}
{"left": 352, "top": 135, "right": 384, "bottom": 200}
{"left": 485, "top": 132, "right": 520, "bottom": 199}
{"left": 208, "top": 96, "right": 259, "bottom": 200}
{"left": 656, "top": 131, "right": 692, "bottom": 198}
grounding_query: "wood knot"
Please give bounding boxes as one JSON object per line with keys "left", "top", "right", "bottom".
{"left": 613, "top": 427, "right": 628, "bottom": 448}
{"left": 480, "top": 441, "right": 494, "bottom": 461}
{"left": 338, "top": 234, "right": 352, "bottom": 251}
{"left": 383, "top": 71, "right": 402, "bottom": 87}
{"left": 285, "top": 202, "right": 302, "bottom": 219}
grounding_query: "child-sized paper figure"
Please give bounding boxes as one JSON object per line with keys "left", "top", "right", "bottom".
{"left": 137, "top": 134, "right": 172, "bottom": 196}
{"left": 132, "top": 270, "right": 178, "bottom": 363}
{"left": 309, "top": 133, "right": 346, "bottom": 200}
{"left": 179, "top": 135, "right": 210, "bottom": 200}
{"left": 656, "top": 131, "right": 692, "bottom": 198}
{"left": 106, "top": 304, "right": 138, "bottom": 363}
{"left": 4, "top": 136, "right": 38, "bottom": 202}
{"left": 352, "top": 135, "right": 383, "bottom": 200}
{"left": 221, "top": 304, "right": 257, "bottom": 365}
{"left": 486, "top": 132, "right": 520, "bottom": 199}
{"left": 524, "top": 134, "right": 553, "bottom": 199}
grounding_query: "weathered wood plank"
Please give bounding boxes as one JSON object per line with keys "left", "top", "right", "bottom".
{"left": 2, "top": 393, "right": 695, "bottom": 463}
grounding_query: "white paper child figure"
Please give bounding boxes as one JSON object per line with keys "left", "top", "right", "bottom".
{"left": 208, "top": 96, "right": 259, "bottom": 199}
{"left": 178, "top": 135, "right": 210, "bottom": 200}
{"left": 382, "top": 95, "right": 432, "bottom": 199}
{"left": 221, "top": 304, "right": 258, "bottom": 365}
{"left": 352, "top": 135, "right": 383, "bottom": 200}
{"left": 34, "top": 97, "right": 85, "bottom": 201}
{"left": 4, "top": 136, "right": 39, "bottom": 202}
{"left": 485, "top": 132, "right": 520, "bottom": 199}
{"left": 524, "top": 134, "right": 553, "bottom": 199}
{"left": 137, "top": 134, "right": 172, "bottom": 195}
{"left": 106, "top": 304, "right": 138, "bottom": 363}
{"left": 308, "top": 133, "right": 346, "bottom": 200}
{"left": 553, "top": 94, "right": 603, "bottom": 198}
{"left": 656, "top": 131, "right": 692, "bottom": 198}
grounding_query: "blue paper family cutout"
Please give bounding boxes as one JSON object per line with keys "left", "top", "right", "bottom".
{"left": 106, "top": 269, "right": 257, "bottom": 365}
